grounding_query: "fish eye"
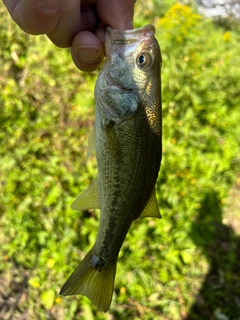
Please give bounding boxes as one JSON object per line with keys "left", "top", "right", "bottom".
{"left": 136, "top": 52, "right": 153, "bottom": 69}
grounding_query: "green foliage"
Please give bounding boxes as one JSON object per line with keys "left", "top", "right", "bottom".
{"left": 1, "top": 2, "right": 240, "bottom": 319}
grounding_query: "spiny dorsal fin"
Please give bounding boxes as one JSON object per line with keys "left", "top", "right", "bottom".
{"left": 86, "top": 126, "right": 96, "bottom": 158}
{"left": 71, "top": 179, "right": 100, "bottom": 210}
{"left": 139, "top": 189, "right": 161, "bottom": 219}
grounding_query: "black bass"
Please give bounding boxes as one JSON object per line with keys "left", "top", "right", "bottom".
{"left": 60, "top": 24, "right": 162, "bottom": 312}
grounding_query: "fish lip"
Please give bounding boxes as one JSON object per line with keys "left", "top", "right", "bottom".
{"left": 112, "top": 85, "right": 134, "bottom": 92}
{"left": 103, "top": 73, "right": 135, "bottom": 93}
{"left": 104, "top": 85, "right": 135, "bottom": 95}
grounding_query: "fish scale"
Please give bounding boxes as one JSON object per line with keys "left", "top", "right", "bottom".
{"left": 60, "top": 24, "right": 162, "bottom": 312}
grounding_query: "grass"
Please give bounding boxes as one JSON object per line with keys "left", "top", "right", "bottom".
{"left": 0, "top": 2, "right": 240, "bottom": 319}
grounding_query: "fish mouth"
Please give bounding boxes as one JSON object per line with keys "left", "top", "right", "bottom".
{"left": 102, "top": 75, "right": 135, "bottom": 93}
{"left": 113, "top": 39, "right": 135, "bottom": 45}
{"left": 113, "top": 86, "right": 134, "bottom": 92}
{"left": 107, "top": 86, "right": 136, "bottom": 96}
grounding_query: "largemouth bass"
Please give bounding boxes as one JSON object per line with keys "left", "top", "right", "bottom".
{"left": 60, "top": 24, "right": 162, "bottom": 312}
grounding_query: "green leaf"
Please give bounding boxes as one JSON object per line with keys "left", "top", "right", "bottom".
{"left": 40, "top": 289, "right": 55, "bottom": 310}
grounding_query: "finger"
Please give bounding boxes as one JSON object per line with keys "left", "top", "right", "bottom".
{"left": 47, "top": 3, "right": 99, "bottom": 48}
{"left": 71, "top": 31, "right": 104, "bottom": 72}
{"left": 47, "top": 0, "right": 82, "bottom": 48}
{"left": 3, "top": 0, "right": 60, "bottom": 35}
{"left": 95, "top": 22, "right": 106, "bottom": 45}
{"left": 97, "top": 0, "right": 135, "bottom": 30}
{"left": 80, "top": 6, "right": 98, "bottom": 32}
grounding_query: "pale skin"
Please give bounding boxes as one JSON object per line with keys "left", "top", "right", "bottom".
{"left": 3, "top": 0, "right": 136, "bottom": 71}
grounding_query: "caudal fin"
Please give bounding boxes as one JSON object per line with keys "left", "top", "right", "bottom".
{"left": 60, "top": 249, "right": 117, "bottom": 312}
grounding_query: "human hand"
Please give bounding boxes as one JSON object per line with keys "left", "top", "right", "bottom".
{"left": 3, "top": 0, "right": 136, "bottom": 71}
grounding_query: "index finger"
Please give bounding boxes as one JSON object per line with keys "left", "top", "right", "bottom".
{"left": 3, "top": 0, "right": 60, "bottom": 35}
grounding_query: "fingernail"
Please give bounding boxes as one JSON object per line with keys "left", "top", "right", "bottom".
{"left": 39, "top": 0, "right": 59, "bottom": 12}
{"left": 77, "top": 46, "right": 102, "bottom": 63}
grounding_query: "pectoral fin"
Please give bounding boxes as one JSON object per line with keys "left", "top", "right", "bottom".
{"left": 139, "top": 189, "right": 161, "bottom": 219}
{"left": 71, "top": 179, "right": 100, "bottom": 210}
{"left": 105, "top": 123, "right": 120, "bottom": 157}
{"left": 86, "top": 126, "right": 96, "bottom": 158}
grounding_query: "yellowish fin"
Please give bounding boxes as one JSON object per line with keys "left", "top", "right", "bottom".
{"left": 139, "top": 189, "right": 161, "bottom": 219}
{"left": 71, "top": 179, "right": 100, "bottom": 210}
{"left": 60, "top": 248, "right": 116, "bottom": 313}
{"left": 86, "top": 126, "right": 96, "bottom": 158}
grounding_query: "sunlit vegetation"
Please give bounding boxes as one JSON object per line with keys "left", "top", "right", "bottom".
{"left": 0, "top": 2, "right": 240, "bottom": 319}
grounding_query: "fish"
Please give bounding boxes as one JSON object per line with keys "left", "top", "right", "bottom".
{"left": 60, "top": 24, "right": 162, "bottom": 312}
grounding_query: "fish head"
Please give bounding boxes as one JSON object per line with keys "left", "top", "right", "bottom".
{"left": 95, "top": 25, "right": 161, "bottom": 123}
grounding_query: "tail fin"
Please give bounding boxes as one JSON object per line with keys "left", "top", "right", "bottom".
{"left": 60, "top": 249, "right": 117, "bottom": 312}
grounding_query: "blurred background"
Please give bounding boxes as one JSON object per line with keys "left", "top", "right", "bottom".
{"left": 0, "top": 0, "right": 240, "bottom": 319}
